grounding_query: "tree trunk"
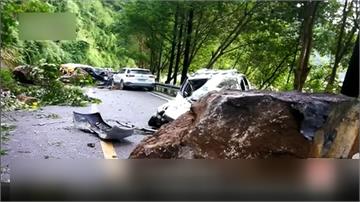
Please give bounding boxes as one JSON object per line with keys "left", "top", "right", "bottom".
{"left": 341, "top": 34, "right": 359, "bottom": 97}
{"left": 156, "top": 40, "right": 163, "bottom": 82}
{"left": 150, "top": 49, "right": 155, "bottom": 74}
{"left": 172, "top": 12, "right": 185, "bottom": 85}
{"left": 286, "top": 48, "right": 299, "bottom": 86}
{"left": 325, "top": 0, "right": 353, "bottom": 92}
{"left": 180, "top": 7, "right": 194, "bottom": 85}
{"left": 165, "top": 4, "right": 179, "bottom": 84}
{"left": 293, "top": 1, "right": 320, "bottom": 91}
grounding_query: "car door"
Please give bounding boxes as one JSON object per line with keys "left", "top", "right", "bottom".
{"left": 114, "top": 68, "right": 126, "bottom": 83}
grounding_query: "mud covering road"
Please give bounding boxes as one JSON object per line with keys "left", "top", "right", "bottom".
{"left": 0, "top": 88, "right": 168, "bottom": 182}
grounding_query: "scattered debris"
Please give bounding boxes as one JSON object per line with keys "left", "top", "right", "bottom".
{"left": 35, "top": 113, "right": 61, "bottom": 119}
{"left": 0, "top": 149, "right": 8, "bottom": 156}
{"left": 48, "top": 141, "right": 62, "bottom": 147}
{"left": 17, "top": 150, "right": 31, "bottom": 153}
{"left": 1, "top": 113, "right": 17, "bottom": 122}
{"left": 73, "top": 112, "right": 133, "bottom": 141}
{"left": 1, "top": 123, "right": 15, "bottom": 142}
{"left": 116, "top": 121, "right": 156, "bottom": 135}
{"left": 16, "top": 94, "right": 38, "bottom": 105}
{"left": 1, "top": 123, "right": 15, "bottom": 155}
{"left": 32, "top": 121, "right": 66, "bottom": 126}
{"left": 1, "top": 165, "right": 10, "bottom": 175}
{"left": 87, "top": 143, "right": 95, "bottom": 148}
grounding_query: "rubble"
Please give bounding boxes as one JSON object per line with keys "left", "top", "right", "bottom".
{"left": 87, "top": 143, "right": 95, "bottom": 148}
{"left": 130, "top": 90, "right": 359, "bottom": 159}
{"left": 16, "top": 94, "right": 38, "bottom": 105}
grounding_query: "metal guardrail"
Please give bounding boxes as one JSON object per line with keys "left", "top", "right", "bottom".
{"left": 154, "top": 82, "right": 180, "bottom": 97}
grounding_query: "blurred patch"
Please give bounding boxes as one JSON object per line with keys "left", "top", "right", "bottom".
{"left": 5, "top": 160, "right": 358, "bottom": 201}
{"left": 19, "top": 13, "right": 76, "bottom": 40}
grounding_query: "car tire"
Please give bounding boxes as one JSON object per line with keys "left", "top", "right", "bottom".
{"left": 111, "top": 80, "right": 120, "bottom": 90}
{"left": 119, "top": 80, "right": 124, "bottom": 90}
{"left": 148, "top": 115, "right": 162, "bottom": 128}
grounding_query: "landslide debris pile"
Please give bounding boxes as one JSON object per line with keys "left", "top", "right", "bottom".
{"left": 130, "top": 90, "right": 359, "bottom": 159}
{"left": 1, "top": 64, "right": 97, "bottom": 108}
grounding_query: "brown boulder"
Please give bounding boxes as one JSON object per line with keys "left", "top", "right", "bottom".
{"left": 130, "top": 90, "right": 358, "bottom": 159}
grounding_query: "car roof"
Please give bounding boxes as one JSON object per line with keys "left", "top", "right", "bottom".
{"left": 61, "top": 63, "right": 93, "bottom": 68}
{"left": 124, "top": 68, "right": 151, "bottom": 71}
{"left": 188, "top": 69, "right": 246, "bottom": 80}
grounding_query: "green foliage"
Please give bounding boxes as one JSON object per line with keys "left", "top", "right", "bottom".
{"left": 0, "top": 68, "right": 17, "bottom": 90}
{"left": 67, "top": 69, "right": 95, "bottom": 86}
{"left": 22, "top": 83, "right": 94, "bottom": 106}
{"left": 0, "top": 123, "right": 16, "bottom": 155}
{"left": 1, "top": 64, "right": 99, "bottom": 108}
{"left": 1, "top": 0, "right": 357, "bottom": 92}
{"left": 0, "top": 91, "right": 28, "bottom": 111}
{"left": 18, "top": 63, "right": 98, "bottom": 106}
{"left": 1, "top": 0, "right": 126, "bottom": 68}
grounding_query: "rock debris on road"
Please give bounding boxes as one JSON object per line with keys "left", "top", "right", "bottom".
{"left": 0, "top": 88, "right": 167, "bottom": 182}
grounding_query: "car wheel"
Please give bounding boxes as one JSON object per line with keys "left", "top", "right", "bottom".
{"left": 111, "top": 80, "right": 119, "bottom": 90}
{"left": 148, "top": 115, "right": 162, "bottom": 128}
{"left": 119, "top": 80, "right": 124, "bottom": 90}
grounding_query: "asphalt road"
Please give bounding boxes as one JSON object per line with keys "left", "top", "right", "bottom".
{"left": 0, "top": 87, "right": 169, "bottom": 181}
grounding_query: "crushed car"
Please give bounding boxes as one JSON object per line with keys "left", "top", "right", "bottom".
{"left": 60, "top": 63, "right": 113, "bottom": 86}
{"left": 148, "top": 69, "right": 252, "bottom": 128}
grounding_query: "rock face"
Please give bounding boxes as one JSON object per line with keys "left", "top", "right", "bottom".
{"left": 311, "top": 99, "right": 360, "bottom": 158}
{"left": 130, "top": 90, "right": 358, "bottom": 159}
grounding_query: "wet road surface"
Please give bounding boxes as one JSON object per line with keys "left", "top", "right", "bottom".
{"left": 1, "top": 87, "right": 169, "bottom": 181}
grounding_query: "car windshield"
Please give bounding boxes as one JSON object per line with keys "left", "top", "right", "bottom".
{"left": 189, "top": 79, "right": 208, "bottom": 92}
{"left": 190, "top": 76, "right": 239, "bottom": 101}
{"left": 180, "top": 78, "right": 208, "bottom": 97}
{"left": 130, "top": 70, "right": 151, "bottom": 74}
{"left": 217, "top": 78, "right": 239, "bottom": 89}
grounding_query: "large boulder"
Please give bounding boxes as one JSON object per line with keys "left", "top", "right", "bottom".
{"left": 130, "top": 90, "right": 359, "bottom": 159}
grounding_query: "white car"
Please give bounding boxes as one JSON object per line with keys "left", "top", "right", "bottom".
{"left": 113, "top": 68, "right": 156, "bottom": 90}
{"left": 148, "top": 69, "right": 251, "bottom": 128}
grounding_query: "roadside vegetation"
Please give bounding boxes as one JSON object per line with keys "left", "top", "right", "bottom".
{"left": 0, "top": 0, "right": 358, "bottom": 107}
{"left": 0, "top": 63, "right": 99, "bottom": 111}
{"left": 0, "top": 123, "right": 15, "bottom": 155}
